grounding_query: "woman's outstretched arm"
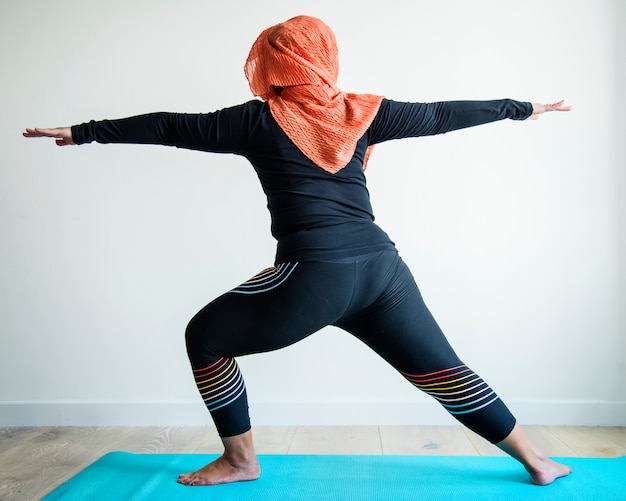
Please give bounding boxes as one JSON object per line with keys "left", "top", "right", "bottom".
{"left": 369, "top": 99, "right": 571, "bottom": 145}
{"left": 23, "top": 104, "right": 256, "bottom": 154}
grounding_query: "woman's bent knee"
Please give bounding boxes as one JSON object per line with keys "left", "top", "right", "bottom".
{"left": 185, "top": 308, "right": 220, "bottom": 365}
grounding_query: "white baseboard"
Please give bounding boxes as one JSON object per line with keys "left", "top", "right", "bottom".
{"left": 0, "top": 400, "right": 624, "bottom": 427}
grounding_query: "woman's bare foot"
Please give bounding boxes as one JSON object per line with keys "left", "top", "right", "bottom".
{"left": 526, "top": 456, "right": 572, "bottom": 486}
{"left": 178, "top": 429, "right": 261, "bottom": 487}
{"left": 497, "top": 422, "right": 572, "bottom": 486}
{"left": 177, "top": 454, "right": 260, "bottom": 486}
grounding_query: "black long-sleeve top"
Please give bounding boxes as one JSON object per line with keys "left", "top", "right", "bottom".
{"left": 72, "top": 98, "right": 532, "bottom": 263}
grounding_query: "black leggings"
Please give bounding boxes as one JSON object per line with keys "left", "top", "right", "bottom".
{"left": 185, "top": 250, "right": 516, "bottom": 442}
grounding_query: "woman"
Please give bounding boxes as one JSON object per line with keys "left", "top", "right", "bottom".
{"left": 24, "top": 15, "right": 571, "bottom": 487}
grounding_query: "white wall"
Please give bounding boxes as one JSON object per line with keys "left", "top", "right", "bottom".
{"left": 616, "top": 0, "right": 626, "bottom": 413}
{"left": 1, "top": 0, "right": 624, "bottom": 426}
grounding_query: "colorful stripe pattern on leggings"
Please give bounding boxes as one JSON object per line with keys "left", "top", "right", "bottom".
{"left": 401, "top": 365, "right": 499, "bottom": 415}
{"left": 229, "top": 262, "right": 298, "bottom": 295}
{"left": 193, "top": 357, "right": 246, "bottom": 412}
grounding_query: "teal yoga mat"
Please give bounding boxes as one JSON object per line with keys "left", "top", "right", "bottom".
{"left": 44, "top": 453, "right": 625, "bottom": 500}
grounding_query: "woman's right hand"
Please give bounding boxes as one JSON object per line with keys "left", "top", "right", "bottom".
{"left": 23, "top": 127, "right": 75, "bottom": 146}
{"left": 528, "top": 100, "right": 572, "bottom": 120}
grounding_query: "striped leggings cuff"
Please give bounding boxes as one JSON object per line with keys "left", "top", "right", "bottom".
{"left": 401, "top": 365, "right": 500, "bottom": 415}
{"left": 193, "top": 357, "right": 247, "bottom": 412}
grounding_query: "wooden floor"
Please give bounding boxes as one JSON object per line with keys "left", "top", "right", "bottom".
{"left": 1, "top": 425, "right": 625, "bottom": 500}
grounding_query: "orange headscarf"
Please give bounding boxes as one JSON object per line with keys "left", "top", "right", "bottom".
{"left": 244, "top": 16, "right": 384, "bottom": 174}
